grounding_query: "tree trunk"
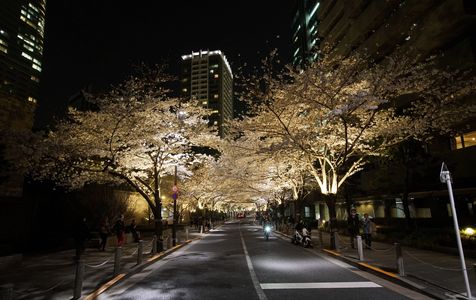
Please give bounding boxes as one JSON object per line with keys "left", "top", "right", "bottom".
{"left": 154, "top": 194, "right": 163, "bottom": 251}
{"left": 324, "top": 194, "right": 338, "bottom": 249}
{"left": 402, "top": 167, "right": 414, "bottom": 230}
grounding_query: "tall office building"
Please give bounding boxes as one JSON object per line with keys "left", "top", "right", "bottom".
{"left": 181, "top": 50, "right": 233, "bottom": 138}
{"left": 1, "top": 0, "right": 46, "bottom": 199}
{"left": 0, "top": 0, "right": 46, "bottom": 131}
{"left": 291, "top": 0, "right": 320, "bottom": 68}
{"left": 310, "top": 0, "right": 476, "bottom": 226}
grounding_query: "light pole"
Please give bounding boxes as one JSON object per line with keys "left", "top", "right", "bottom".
{"left": 440, "top": 162, "right": 473, "bottom": 299}
{"left": 172, "top": 165, "right": 178, "bottom": 246}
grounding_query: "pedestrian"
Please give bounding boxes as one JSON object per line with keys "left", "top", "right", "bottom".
{"left": 347, "top": 208, "right": 360, "bottom": 249}
{"left": 362, "top": 213, "right": 376, "bottom": 249}
{"left": 99, "top": 216, "right": 110, "bottom": 251}
{"left": 113, "top": 214, "right": 125, "bottom": 247}
{"left": 128, "top": 219, "right": 140, "bottom": 242}
{"left": 73, "top": 216, "right": 90, "bottom": 260}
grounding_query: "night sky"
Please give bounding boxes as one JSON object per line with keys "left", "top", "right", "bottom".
{"left": 36, "top": 1, "right": 296, "bottom": 128}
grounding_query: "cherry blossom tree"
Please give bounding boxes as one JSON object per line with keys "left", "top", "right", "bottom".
{"left": 236, "top": 51, "right": 476, "bottom": 245}
{"left": 22, "top": 68, "right": 219, "bottom": 250}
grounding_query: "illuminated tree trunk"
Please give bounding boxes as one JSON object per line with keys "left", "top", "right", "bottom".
{"left": 323, "top": 194, "right": 338, "bottom": 249}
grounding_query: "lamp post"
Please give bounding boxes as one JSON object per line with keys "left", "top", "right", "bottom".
{"left": 440, "top": 162, "right": 473, "bottom": 299}
{"left": 172, "top": 165, "right": 178, "bottom": 246}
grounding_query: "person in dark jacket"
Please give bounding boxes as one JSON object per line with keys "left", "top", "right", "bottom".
{"left": 347, "top": 209, "right": 360, "bottom": 249}
{"left": 113, "top": 215, "right": 125, "bottom": 247}
{"left": 73, "top": 217, "right": 90, "bottom": 260}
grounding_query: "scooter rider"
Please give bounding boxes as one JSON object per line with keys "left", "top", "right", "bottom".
{"left": 294, "top": 220, "right": 304, "bottom": 243}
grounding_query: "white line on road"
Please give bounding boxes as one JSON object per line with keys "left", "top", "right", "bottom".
{"left": 260, "top": 282, "right": 381, "bottom": 289}
{"left": 240, "top": 225, "right": 268, "bottom": 300}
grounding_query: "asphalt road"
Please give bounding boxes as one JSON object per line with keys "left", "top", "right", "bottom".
{"left": 99, "top": 220, "right": 428, "bottom": 300}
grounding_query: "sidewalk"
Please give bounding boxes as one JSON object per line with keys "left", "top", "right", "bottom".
{"left": 305, "top": 230, "right": 476, "bottom": 299}
{"left": 0, "top": 227, "right": 204, "bottom": 300}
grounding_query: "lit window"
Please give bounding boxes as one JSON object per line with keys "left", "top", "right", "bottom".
{"left": 210, "top": 69, "right": 214, "bottom": 73}
{"left": 213, "top": 121, "right": 218, "bottom": 125}
{"left": 32, "top": 63, "right": 41, "bottom": 71}
{"left": 0, "top": 45, "right": 7, "bottom": 53}
{"left": 214, "top": 74, "right": 219, "bottom": 78}
{"left": 454, "top": 131, "right": 476, "bottom": 149}
{"left": 212, "top": 110, "right": 219, "bottom": 114}
{"left": 28, "top": 96, "right": 37, "bottom": 104}
{"left": 182, "top": 88, "right": 187, "bottom": 92}
{"left": 202, "top": 101, "right": 208, "bottom": 105}
{"left": 22, "top": 52, "right": 32, "bottom": 60}
{"left": 30, "top": 75, "right": 39, "bottom": 82}
{"left": 213, "top": 94, "right": 218, "bottom": 99}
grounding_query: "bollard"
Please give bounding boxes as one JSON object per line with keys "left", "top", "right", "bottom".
{"left": 114, "top": 247, "right": 122, "bottom": 276}
{"left": 200, "top": 225, "right": 203, "bottom": 234}
{"left": 137, "top": 240, "right": 143, "bottom": 265}
{"left": 318, "top": 230, "right": 323, "bottom": 248}
{"left": 152, "top": 235, "right": 157, "bottom": 255}
{"left": 334, "top": 231, "right": 340, "bottom": 251}
{"left": 186, "top": 227, "right": 189, "bottom": 241}
{"left": 357, "top": 235, "right": 364, "bottom": 261}
{"left": 0, "top": 284, "right": 14, "bottom": 300}
{"left": 73, "top": 260, "right": 84, "bottom": 299}
{"left": 395, "top": 243, "right": 405, "bottom": 276}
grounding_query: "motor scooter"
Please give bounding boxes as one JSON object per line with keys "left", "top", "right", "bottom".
{"left": 264, "top": 225, "right": 272, "bottom": 240}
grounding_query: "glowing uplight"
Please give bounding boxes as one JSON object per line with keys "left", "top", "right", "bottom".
{"left": 462, "top": 227, "right": 475, "bottom": 236}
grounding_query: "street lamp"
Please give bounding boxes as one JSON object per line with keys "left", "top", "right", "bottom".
{"left": 172, "top": 165, "right": 178, "bottom": 246}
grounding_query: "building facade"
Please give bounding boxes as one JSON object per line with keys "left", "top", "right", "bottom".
{"left": 291, "top": 0, "right": 321, "bottom": 68}
{"left": 1, "top": 0, "right": 46, "bottom": 200}
{"left": 180, "top": 50, "right": 233, "bottom": 138}
{"left": 0, "top": 0, "right": 46, "bottom": 131}
{"left": 290, "top": 0, "right": 476, "bottom": 229}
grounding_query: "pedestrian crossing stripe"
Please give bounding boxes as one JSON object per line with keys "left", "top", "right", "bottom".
{"left": 260, "top": 282, "right": 381, "bottom": 289}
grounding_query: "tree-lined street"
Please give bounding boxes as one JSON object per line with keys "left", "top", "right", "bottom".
{"left": 100, "top": 220, "right": 428, "bottom": 300}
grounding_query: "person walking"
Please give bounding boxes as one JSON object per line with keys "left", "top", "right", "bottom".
{"left": 347, "top": 208, "right": 360, "bottom": 249}
{"left": 113, "top": 215, "right": 126, "bottom": 247}
{"left": 99, "top": 217, "right": 110, "bottom": 251}
{"left": 73, "top": 216, "right": 90, "bottom": 260}
{"left": 128, "top": 219, "right": 140, "bottom": 242}
{"left": 362, "top": 213, "right": 375, "bottom": 249}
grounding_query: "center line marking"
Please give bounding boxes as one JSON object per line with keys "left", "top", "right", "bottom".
{"left": 240, "top": 224, "right": 268, "bottom": 300}
{"left": 260, "top": 282, "right": 381, "bottom": 289}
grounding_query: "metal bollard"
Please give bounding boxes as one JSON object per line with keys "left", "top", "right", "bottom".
{"left": 186, "top": 227, "right": 189, "bottom": 241}
{"left": 318, "top": 230, "right": 323, "bottom": 248}
{"left": 334, "top": 232, "right": 340, "bottom": 251}
{"left": 137, "top": 240, "right": 143, "bottom": 265}
{"left": 357, "top": 235, "right": 364, "bottom": 261}
{"left": 0, "top": 283, "right": 14, "bottom": 300}
{"left": 200, "top": 225, "right": 203, "bottom": 234}
{"left": 114, "top": 247, "right": 122, "bottom": 276}
{"left": 152, "top": 235, "right": 157, "bottom": 255}
{"left": 73, "top": 260, "right": 84, "bottom": 299}
{"left": 395, "top": 243, "right": 405, "bottom": 276}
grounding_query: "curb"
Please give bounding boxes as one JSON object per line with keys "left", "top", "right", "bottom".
{"left": 84, "top": 237, "right": 200, "bottom": 300}
{"left": 321, "top": 249, "right": 442, "bottom": 300}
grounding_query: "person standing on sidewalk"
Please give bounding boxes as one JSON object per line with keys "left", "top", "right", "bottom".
{"left": 113, "top": 215, "right": 126, "bottom": 247}
{"left": 362, "top": 213, "right": 376, "bottom": 249}
{"left": 73, "top": 216, "right": 90, "bottom": 260}
{"left": 128, "top": 219, "right": 140, "bottom": 242}
{"left": 99, "top": 216, "right": 110, "bottom": 251}
{"left": 347, "top": 208, "right": 360, "bottom": 249}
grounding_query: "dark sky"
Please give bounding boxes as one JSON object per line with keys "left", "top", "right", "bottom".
{"left": 36, "top": 1, "right": 296, "bottom": 128}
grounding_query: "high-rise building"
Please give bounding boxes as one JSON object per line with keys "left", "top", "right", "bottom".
{"left": 291, "top": 0, "right": 320, "bottom": 68}
{"left": 180, "top": 50, "right": 233, "bottom": 138}
{"left": 311, "top": 0, "right": 476, "bottom": 227}
{"left": 0, "top": 0, "right": 46, "bottom": 131}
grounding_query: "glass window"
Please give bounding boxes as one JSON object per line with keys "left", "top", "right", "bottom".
{"left": 454, "top": 130, "right": 476, "bottom": 149}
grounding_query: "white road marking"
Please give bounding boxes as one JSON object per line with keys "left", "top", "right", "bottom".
{"left": 240, "top": 225, "right": 268, "bottom": 300}
{"left": 260, "top": 282, "right": 381, "bottom": 289}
